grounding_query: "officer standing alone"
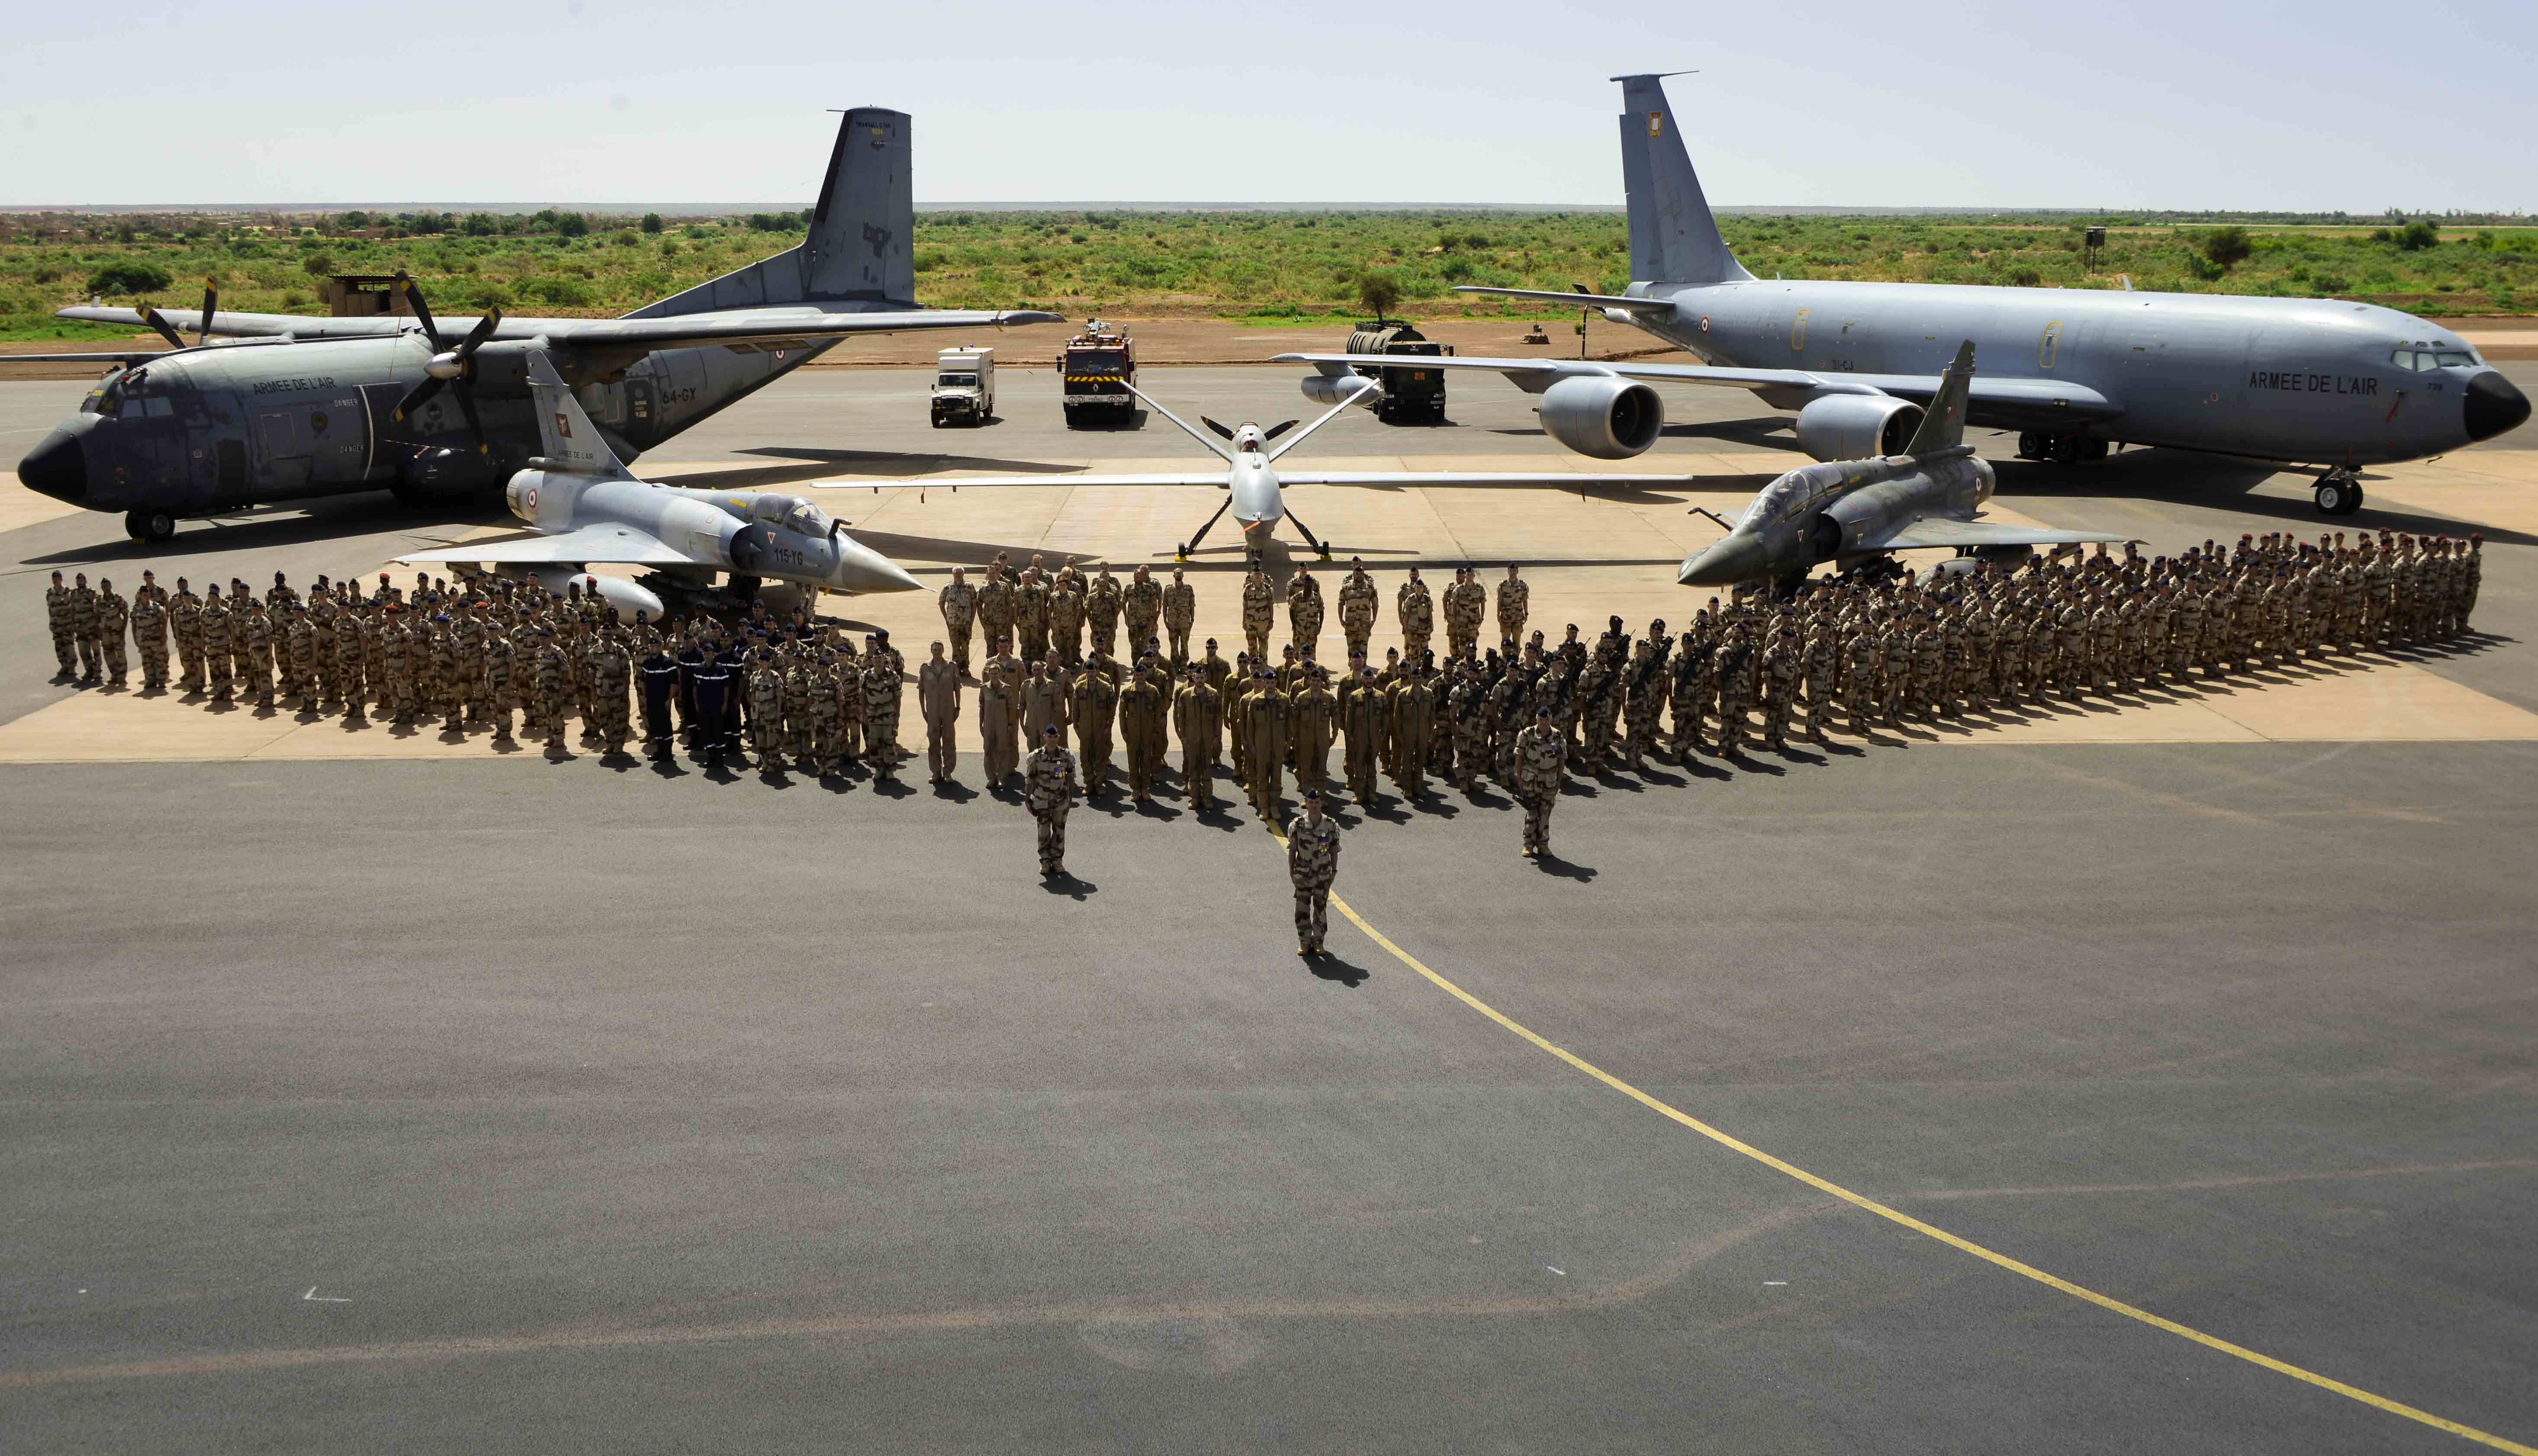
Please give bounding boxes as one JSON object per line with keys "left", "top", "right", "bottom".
{"left": 1023, "top": 723, "right": 1080, "bottom": 877}
{"left": 1286, "top": 788, "right": 1341, "bottom": 957}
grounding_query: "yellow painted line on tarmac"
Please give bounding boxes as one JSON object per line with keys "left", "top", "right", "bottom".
{"left": 1296, "top": 842, "right": 2535, "bottom": 1453}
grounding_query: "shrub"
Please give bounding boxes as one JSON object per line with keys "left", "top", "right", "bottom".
{"left": 84, "top": 260, "right": 173, "bottom": 295}
{"left": 2395, "top": 220, "right": 2438, "bottom": 251}
{"left": 2201, "top": 225, "right": 2252, "bottom": 269}
{"left": 641, "top": 212, "right": 664, "bottom": 235}
{"left": 553, "top": 212, "right": 589, "bottom": 238}
{"left": 1356, "top": 268, "right": 1403, "bottom": 318}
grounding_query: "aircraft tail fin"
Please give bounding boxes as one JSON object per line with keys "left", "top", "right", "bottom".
{"left": 527, "top": 350, "right": 634, "bottom": 479}
{"left": 627, "top": 107, "right": 916, "bottom": 318}
{"left": 1614, "top": 74, "right": 1753, "bottom": 288}
{"left": 1902, "top": 341, "right": 1977, "bottom": 456}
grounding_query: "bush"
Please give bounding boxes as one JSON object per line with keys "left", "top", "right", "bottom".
{"left": 554, "top": 212, "right": 589, "bottom": 238}
{"left": 2395, "top": 220, "right": 2438, "bottom": 251}
{"left": 84, "top": 260, "right": 173, "bottom": 295}
{"left": 302, "top": 251, "right": 334, "bottom": 276}
{"left": 525, "top": 277, "right": 594, "bottom": 306}
{"left": 640, "top": 212, "right": 664, "bottom": 235}
{"left": 2201, "top": 225, "right": 2252, "bottom": 269}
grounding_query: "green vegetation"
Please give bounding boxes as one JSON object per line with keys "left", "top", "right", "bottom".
{"left": 2, "top": 207, "right": 2532, "bottom": 342}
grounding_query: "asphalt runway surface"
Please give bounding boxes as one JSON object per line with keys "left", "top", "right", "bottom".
{"left": 5, "top": 361, "right": 2535, "bottom": 1453}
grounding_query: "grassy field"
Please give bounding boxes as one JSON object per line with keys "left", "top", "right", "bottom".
{"left": 4, "top": 209, "right": 2534, "bottom": 342}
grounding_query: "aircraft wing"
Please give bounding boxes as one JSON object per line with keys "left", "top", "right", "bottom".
{"left": 1273, "top": 352, "right": 2123, "bottom": 422}
{"left": 396, "top": 524, "right": 701, "bottom": 568}
{"left": 1451, "top": 286, "right": 1678, "bottom": 312}
{"left": 1859, "top": 517, "right": 2134, "bottom": 552}
{"left": 1275, "top": 470, "right": 1690, "bottom": 488}
{"left": 53, "top": 306, "right": 1065, "bottom": 350}
{"left": 810, "top": 473, "right": 1230, "bottom": 490}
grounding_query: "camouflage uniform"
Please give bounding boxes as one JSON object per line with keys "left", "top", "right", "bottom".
{"left": 201, "top": 594, "right": 234, "bottom": 701}
{"left": 94, "top": 585, "right": 131, "bottom": 688}
{"left": 1177, "top": 672, "right": 1222, "bottom": 808}
{"left": 1123, "top": 570, "right": 1163, "bottom": 658}
{"left": 1161, "top": 573, "right": 1197, "bottom": 665}
{"left": 129, "top": 589, "right": 170, "bottom": 690}
{"left": 1286, "top": 569, "right": 1325, "bottom": 654}
{"left": 862, "top": 654, "right": 902, "bottom": 778}
{"left": 67, "top": 578, "right": 100, "bottom": 684}
{"left": 1047, "top": 583, "right": 1085, "bottom": 667}
{"left": 1084, "top": 571, "right": 1123, "bottom": 658}
{"left": 1023, "top": 739, "right": 1079, "bottom": 874}
{"left": 978, "top": 569, "right": 1018, "bottom": 657}
{"left": 1443, "top": 572, "right": 1487, "bottom": 659}
{"left": 938, "top": 576, "right": 979, "bottom": 673}
{"left": 1337, "top": 569, "right": 1380, "bottom": 662}
{"left": 45, "top": 577, "right": 77, "bottom": 678}
{"left": 1240, "top": 570, "right": 1277, "bottom": 660}
{"left": 1495, "top": 570, "right": 1530, "bottom": 650}
{"left": 483, "top": 630, "right": 517, "bottom": 741}
{"left": 1017, "top": 571, "right": 1052, "bottom": 663}
{"left": 1285, "top": 806, "right": 1341, "bottom": 954}
{"left": 1395, "top": 574, "right": 1435, "bottom": 664}
{"left": 1514, "top": 718, "right": 1565, "bottom": 857}
{"left": 535, "top": 635, "right": 571, "bottom": 750}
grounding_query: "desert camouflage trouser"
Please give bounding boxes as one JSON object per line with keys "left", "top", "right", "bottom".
{"left": 1294, "top": 884, "right": 1329, "bottom": 950}
{"left": 1035, "top": 808, "right": 1067, "bottom": 871}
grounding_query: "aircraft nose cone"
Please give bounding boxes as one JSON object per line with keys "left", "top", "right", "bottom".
{"left": 2465, "top": 370, "right": 2531, "bottom": 442}
{"left": 1680, "top": 530, "right": 1769, "bottom": 587}
{"left": 836, "top": 536, "right": 921, "bottom": 594}
{"left": 19, "top": 426, "right": 87, "bottom": 503}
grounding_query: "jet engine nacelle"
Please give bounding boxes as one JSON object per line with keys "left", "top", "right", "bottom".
{"left": 1795, "top": 394, "right": 1923, "bottom": 462}
{"left": 488, "top": 564, "right": 665, "bottom": 619}
{"left": 1299, "top": 371, "right": 1380, "bottom": 408}
{"left": 1538, "top": 376, "right": 1664, "bottom": 459}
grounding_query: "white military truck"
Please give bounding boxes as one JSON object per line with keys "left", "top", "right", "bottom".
{"left": 930, "top": 346, "right": 996, "bottom": 427}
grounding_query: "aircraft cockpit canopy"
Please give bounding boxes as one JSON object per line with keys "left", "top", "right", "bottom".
{"left": 755, "top": 494, "right": 833, "bottom": 537}
{"left": 1741, "top": 474, "right": 1809, "bottom": 529}
{"left": 86, "top": 366, "right": 172, "bottom": 418}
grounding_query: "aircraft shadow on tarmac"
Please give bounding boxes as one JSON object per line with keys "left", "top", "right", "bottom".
{"left": 22, "top": 491, "right": 514, "bottom": 567}
{"left": 1490, "top": 413, "right": 1800, "bottom": 453}
{"left": 727, "top": 445, "right": 1093, "bottom": 478}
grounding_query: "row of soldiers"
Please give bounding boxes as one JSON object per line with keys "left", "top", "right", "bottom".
{"left": 934, "top": 552, "right": 1528, "bottom": 676}
{"left": 45, "top": 529, "right": 2482, "bottom": 853}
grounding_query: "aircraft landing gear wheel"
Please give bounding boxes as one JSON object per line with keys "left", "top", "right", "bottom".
{"left": 729, "top": 575, "right": 762, "bottom": 603}
{"left": 124, "top": 509, "right": 175, "bottom": 543}
{"left": 2016, "top": 431, "right": 2040, "bottom": 460}
{"left": 2315, "top": 475, "right": 2363, "bottom": 516}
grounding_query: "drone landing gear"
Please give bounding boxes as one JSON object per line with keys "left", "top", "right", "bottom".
{"left": 1282, "top": 506, "right": 1334, "bottom": 560}
{"left": 1177, "top": 498, "right": 1234, "bottom": 562}
{"left": 2313, "top": 466, "right": 2364, "bottom": 516}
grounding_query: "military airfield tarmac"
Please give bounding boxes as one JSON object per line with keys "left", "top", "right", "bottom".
{"left": 4, "top": 363, "right": 2535, "bottom": 1452}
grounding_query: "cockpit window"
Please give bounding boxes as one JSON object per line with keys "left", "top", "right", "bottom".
{"left": 1740, "top": 476, "right": 1808, "bottom": 528}
{"left": 780, "top": 498, "right": 832, "bottom": 537}
{"left": 2393, "top": 347, "right": 2485, "bottom": 371}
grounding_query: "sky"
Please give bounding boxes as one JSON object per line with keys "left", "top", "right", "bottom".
{"left": 5, "top": 0, "right": 2533, "bottom": 211}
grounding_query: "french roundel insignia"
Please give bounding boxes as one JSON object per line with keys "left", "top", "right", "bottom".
{"left": 1699, "top": 315, "right": 1711, "bottom": 332}
{"left": 525, "top": 486, "right": 538, "bottom": 509}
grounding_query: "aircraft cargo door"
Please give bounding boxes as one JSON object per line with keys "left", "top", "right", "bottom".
{"left": 254, "top": 409, "right": 312, "bottom": 491}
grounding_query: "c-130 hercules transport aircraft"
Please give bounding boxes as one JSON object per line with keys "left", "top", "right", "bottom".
{"left": 15, "top": 108, "right": 1062, "bottom": 543}
{"left": 1286, "top": 74, "right": 2530, "bottom": 518}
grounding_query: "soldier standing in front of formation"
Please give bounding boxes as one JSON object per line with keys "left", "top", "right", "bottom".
{"left": 1161, "top": 566, "right": 1197, "bottom": 666}
{"left": 1023, "top": 724, "right": 1079, "bottom": 877}
{"left": 1176, "top": 662, "right": 1222, "bottom": 810}
{"left": 1514, "top": 707, "right": 1565, "bottom": 859}
{"left": 938, "top": 567, "right": 978, "bottom": 675}
{"left": 1286, "top": 788, "right": 1341, "bottom": 958}
{"left": 919, "top": 641, "right": 962, "bottom": 784}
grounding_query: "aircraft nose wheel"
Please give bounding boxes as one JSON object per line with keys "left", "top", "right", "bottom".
{"left": 2313, "top": 472, "right": 2364, "bottom": 516}
{"left": 124, "top": 509, "right": 176, "bottom": 543}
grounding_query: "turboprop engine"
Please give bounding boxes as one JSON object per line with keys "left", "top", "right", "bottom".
{"left": 1537, "top": 375, "right": 1664, "bottom": 459}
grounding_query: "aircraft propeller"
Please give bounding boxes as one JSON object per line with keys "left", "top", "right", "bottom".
{"left": 389, "top": 270, "right": 502, "bottom": 450}
{"left": 135, "top": 278, "right": 220, "bottom": 353}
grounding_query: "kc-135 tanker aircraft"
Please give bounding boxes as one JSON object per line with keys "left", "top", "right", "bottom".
{"left": 1286, "top": 73, "right": 2529, "bottom": 517}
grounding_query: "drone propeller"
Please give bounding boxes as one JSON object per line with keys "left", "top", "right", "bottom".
{"left": 389, "top": 272, "right": 502, "bottom": 451}
{"left": 1200, "top": 415, "right": 1235, "bottom": 441}
{"left": 137, "top": 306, "right": 186, "bottom": 351}
{"left": 1262, "top": 418, "right": 1300, "bottom": 441}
